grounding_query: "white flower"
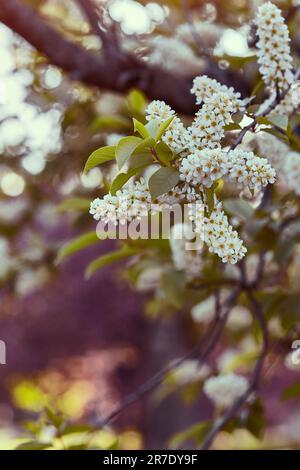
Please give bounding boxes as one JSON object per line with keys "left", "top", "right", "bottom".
{"left": 255, "top": 2, "right": 294, "bottom": 92}
{"left": 227, "top": 149, "right": 276, "bottom": 191}
{"left": 90, "top": 178, "right": 151, "bottom": 225}
{"left": 191, "top": 296, "right": 215, "bottom": 323}
{"left": 186, "top": 91, "right": 245, "bottom": 151}
{"left": 203, "top": 373, "right": 249, "bottom": 408}
{"left": 204, "top": 205, "right": 247, "bottom": 264}
{"left": 145, "top": 100, "right": 175, "bottom": 122}
{"left": 191, "top": 75, "right": 245, "bottom": 107}
{"left": 179, "top": 149, "right": 228, "bottom": 188}
{"left": 172, "top": 360, "right": 211, "bottom": 385}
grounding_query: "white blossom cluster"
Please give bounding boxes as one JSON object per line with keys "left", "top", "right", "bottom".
{"left": 227, "top": 149, "right": 276, "bottom": 190}
{"left": 255, "top": 2, "right": 294, "bottom": 92}
{"left": 190, "top": 75, "right": 245, "bottom": 108}
{"left": 90, "top": 178, "right": 151, "bottom": 225}
{"left": 203, "top": 205, "right": 247, "bottom": 264}
{"left": 203, "top": 373, "right": 249, "bottom": 408}
{"left": 145, "top": 101, "right": 187, "bottom": 153}
{"left": 243, "top": 132, "right": 300, "bottom": 196}
{"left": 179, "top": 148, "right": 275, "bottom": 192}
{"left": 170, "top": 223, "right": 203, "bottom": 280}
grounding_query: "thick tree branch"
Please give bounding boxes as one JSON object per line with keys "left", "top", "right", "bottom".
{"left": 0, "top": 0, "right": 251, "bottom": 114}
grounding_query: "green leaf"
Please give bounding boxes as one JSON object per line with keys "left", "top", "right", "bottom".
{"left": 155, "top": 141, "right": 174, "bottom": 164}
{"left": 148, "top": 167, "right": 180, "bottom": 200}
{"left": 155, "top": 116, "right": 175, "bottom": 141}
{"left": 268, "top": 114, "right": 289, "bottom": 131}
{"left": 45, "top": 407, "right": 64, "bottom": 428}
{"left": 90, "top": 115, "right": 130, "bottom": 132}
{"left": 245, "top": 398, "right": 265, "bottom": 439}
{"left": 131, "top": 137, "right": 156, "bottom": 157}
{"left": 169, "top": 422, "right": 211, "bottom": 449}
{"left": 145, "top": 120, "right": 160, "bottom": 138}
{"left": 232, "top": 112, "right": 244, "bottom": 124}
{"left": 281, "top": 382, "right": 300, "bottom": 400}
{"left": 127, "top": 89, "right": 146, "bottom": 114}
{"left": 224, "top": 123, "right": 241, "bottom": 131}
{"left": 56, "top": 197, "right": 91, "bottom": 213}
{"left": 110, "top": 168, "right": 141, "bottom": 195}
{"left": 85, "top": 247, "right": 139, "bottom": 279}
{"left": 83, "top": 146, "right": 115, "bottom": 173}
{"left": 16, "top": 441, "right": 51, "bottom": 450}
{"left": 262, "top": 127, "right": 290, "bottom": 144}
{"left": 116, "top": 136, "right": 142, "bottom": 169}
{"left": 133, "top": 118, "right": 149, "bottom": 139}
{"left": 204, "top": 187, "right": 215, "bottom": 213}
{"left": 224, "top": 199, "right": 254, "bottom": 220}
{"left": 57, "top": 231, "right": 99, "bottom": 263}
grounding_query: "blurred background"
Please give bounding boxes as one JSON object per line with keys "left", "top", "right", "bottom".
{"left": 0, "top": 0, "right": 300, "bottom": 450}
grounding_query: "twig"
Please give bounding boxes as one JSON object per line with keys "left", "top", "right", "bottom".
{"left": 201, "top": 290, "right": 269, "bottom": 450}
{"left": 230, "top": 66, "right": 300, "bottom": 151}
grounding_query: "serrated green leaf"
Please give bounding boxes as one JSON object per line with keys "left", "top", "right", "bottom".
{"left": 148, "top": 167, "right": 180, "bottom": 200}
{"left": 57, "top": 231, "right": 99, "bottom": 263}
{"left": 133, "top": 118, "right": 149, "bottom": 139}
{"left": 155, "top": 116, "right": 175, "bottom": 141}
{"left": 83, "top": 146, "right": 115, "bottom": 173}
{"left": 56, "top": 197, "right": 91, "bottom": 213}
{"left": 116, "top": 136, "right": 142, "bottom": 169}
{"left": 85, "top": 247, "right": 139, "bottom": 279}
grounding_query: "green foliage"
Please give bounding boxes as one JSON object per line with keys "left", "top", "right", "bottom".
{"left": 85, "top": 246, "right": 139, "bottom": 279}
{"left": 148, "top": 167, "right": 180, "bottom": 199}
{"left": 56, "top": 197, "right": 91, "bottom": 213}
{"left": 90, "top": 115, "right": 131, "bottom": 132}
{"left": 116, "top": 136, "right": 142, "bottom": 169}
{"left": 169, "top": 422, "right": 211, "bottom": 449}
{"left": 83, "top": 146, "right": 116, "bottom": 173}
{"left": 57, "top": 231, "right": 100, "bottom": 263}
